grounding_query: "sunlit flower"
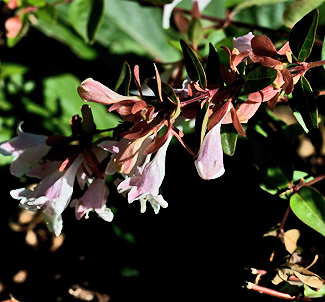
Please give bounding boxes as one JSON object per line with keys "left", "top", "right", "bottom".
{"left": 233, "top": 32, "right": 255, "bottom": 53}
{"left": 117, "top": 135, "right": 172, "bottom": 213}
{"left": 195, "top": 122, "right": 225, "bottom": 180}
{"left": 71, "top": 177, "right": 114, "bottom": 222}
{"left": 77, "top": 78, "right": 139, "bottom": 105}
{"left": 10, "top": 154, "right": 83, "bottom": 236}
{"left": 0, "top": 122, "right": 51, "bottom": 177}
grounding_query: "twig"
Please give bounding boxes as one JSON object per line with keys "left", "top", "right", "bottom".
{"left": 246, "top": 282, "right": 296, "bottom": 300}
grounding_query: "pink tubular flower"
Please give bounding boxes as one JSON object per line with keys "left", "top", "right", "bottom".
{"left": 70, "top": 178, "right": 113, "bottom": 222}
{"left": 117, "top": 135, "right": 172, "bottom": 213}
{"left": 77, "top": 78, "right": 140, "bottom": 105}
{"left": 195, "top": 102, "right": 232, "bottom": 180}
{"left": 233, "top": 32, "right": 255, "bottom": 53}
{"left": 194, "top": 122, "right": 225, "bottom": 180}
{"left": 0, "top": 122, "right": 51, "bottom": 177}
{"left": 10, "top": 154, "right": 83, "bottom": 236}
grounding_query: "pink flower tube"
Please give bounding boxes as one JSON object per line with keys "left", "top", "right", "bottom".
{"left": 0, "top": 122, "right": 51, "bottom": 177}
{"left": 77, "top": 78, "right": 140, "bottom": 105}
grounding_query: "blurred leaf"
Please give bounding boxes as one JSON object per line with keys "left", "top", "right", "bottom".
{"left": 289, "top": 9, "right": 319, "bottom": 62}
{"left": 0, "top": 63, "right": 28, "bottom": 79}
{"left": 289, "top": 76, "right": 318, "bottom": 133}
{"left": 96, "top": 0, "right": 180, "bottom": 62}
{"left": 290, "top": 186, "right": 325, "bottom": 237}
{"left": 321, "top": 35, "right": 325, "bottom": 71}
{"left": 283, "top": 0, "right": 324, "bottom": 28}
{"left": 34, "top": 6, "right": 98, "bottom": 60}
{"left": 232, "top": 0, "right": 289, "bottom": 13}
{"left": 180, "top": 39, "right": 207, "bottom": 89}
{"left": 26, "top": 0, "right": 46, "bottom": 6}
{"left": 247, "top": 127, "right": 293, "bottom": 189}
{"left": 304, "top": 284, "right": 325, "bottom": 298}
{"left": 88, "top": 0, "right": 105, "bottom": 44}
{"left": 43, "top": 74, "right": 121, "bottom": 135}
{"left": 221, "top": 124, "right": 238, "bottom": 156}
{"left": 205, "top": 43, "right": 223, "bottom": 87}
{"left": 232, "top": 2, "right": 288, "bottom": 29}
{"left": 244, "top": 64, "right": 278, "bottom": 93}
{"left": 187, "top": 18, "right": 204, "bottom": 47}
{"left": 69, "top": 0, "right": 104, "bottom": 43}
{"left": 68, "top": 0, "right": 91, "bottom": 42}
{"left": 6, "top": 14, "right": 30, "bottom": 48}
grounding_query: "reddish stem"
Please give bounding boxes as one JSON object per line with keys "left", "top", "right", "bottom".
{"left": 246, "top": 283, "right": 296, "bottom": 300}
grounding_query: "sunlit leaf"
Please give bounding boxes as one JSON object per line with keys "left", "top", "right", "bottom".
{"left": 205, "top": 43, "right": 223, "bottom": 87}
{"left": 283, "top": 1, "right": 323, "bottom": 29}
{"left": 290, "top": 186, "right": 325, "bottom": 237}
{"left": 180, "top": 39, "right": 207, "bottom": 89}
{"left": 115, "top": 61, "right": 132, "bottom": 96}
{"left": 289, "top": 9, "right": 319, "bottom": 62}
{"left": 289, "top": 76, "right": 318, "bottom": 133}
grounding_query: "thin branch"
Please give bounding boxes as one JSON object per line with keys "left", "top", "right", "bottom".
{"left": 246, "top": 282, "right": 296, "bottom": 300}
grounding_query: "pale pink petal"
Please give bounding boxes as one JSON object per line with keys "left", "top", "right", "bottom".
{"left": 233, "top": 32, "right": 254, "bottom": 53}
{"left": 194, "top": 123, "right": 224, "bottom": 180}
{"left": 78, "top": 78, "right": 139, "bottom": 105}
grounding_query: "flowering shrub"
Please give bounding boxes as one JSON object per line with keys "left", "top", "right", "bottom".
{"left": 2, "top": 0, "right": 325, "bottom": 300}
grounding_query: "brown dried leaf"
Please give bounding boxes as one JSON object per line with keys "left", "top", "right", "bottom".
{"left": 283, "top": 229, "right": 300, "bottom": 254}
{"left": 289, "top": 264, "right": 324, "bottom": 290}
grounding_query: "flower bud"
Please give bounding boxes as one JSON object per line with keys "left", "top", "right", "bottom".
{"left": 77, "top": 78, "right": 139, "bottom": 105}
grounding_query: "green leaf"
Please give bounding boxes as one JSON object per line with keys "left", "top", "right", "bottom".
{"left": 205, "top": 43, "right": 223, "bottom": 87}
{"left": 34, "top": 6, "right": 97, "bottom": 60}
{"left": 321, "top": 35, "right": 325, "bottom": 71}
{"left": 244, "top": 64, "right": 278, "bottom": 93}
{"left": 289, "top": 9, "right": 319, "bottom": 62}
{"left": 43, "top": 74, "right": 121, "bottom": 135}
{"left": 180, "top": 39, "right": 207, "bottom": 89}
{"left": 26, "top": 0, "right": 46, "bottom": 6}
{"left": 290, "top": 186, "right": 325, "bottom": 237}
{"left": 97, "top": 0, "right": 180, "bottom": 62}
{"left": 161, "top": 82, "right": 178, "bottom": 104}
{"left": 6, "top": 14, "right": 30, "bottom": 48}
{"left": 232, "top": 0, "right": 289, "bottom": 13}
{"left": 221, "top": 124, "right": 238, "bottom": 156}
{"left": 68, "top": 0, "right": 104, "bottom": 44}
{"left": 68, "top": 0, "right": 91, "bottom": 42}
{"left": 283, "top": 0, "right": 324, "bottom": 28}
{"left": 187, "top": 18, "right": 204, "bottom": 47}
{"left": 115, "top": 61, "right": 132, "bottom": 96}
{"left": 247, "top": 127, "right": 293, "bottom": 189}
{"left": 289, "top": 76, "right": 318, "bottom": 133}
{"left": 88, "top": 0, "right": 104, "bottom": 44}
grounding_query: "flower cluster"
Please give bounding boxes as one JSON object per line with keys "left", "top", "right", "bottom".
{"left": 1, "top": 31, "right": 324, "bottom": 236}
